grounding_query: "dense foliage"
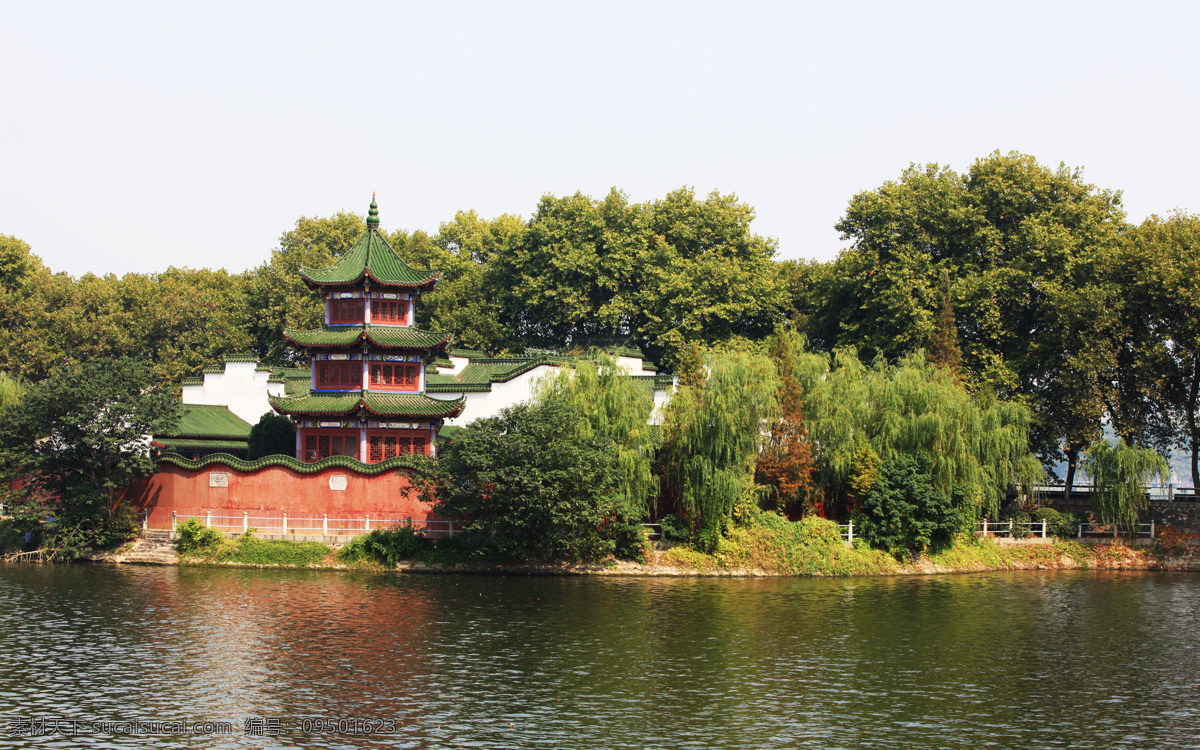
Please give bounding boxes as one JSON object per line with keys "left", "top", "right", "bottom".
{"left": 335, "top": 526, "right": 426, "bottom": 567}
{"left": 1080, "top": 440, "right": 1170, "bottom": 534}
{"left": 423, "top": 400, "right": 641, "bottom": 560}
{"left": 791, "top": 348, "right": 1041, "bottom": 518}
{"left": 660, "top": 351, "right": 779, "bottom": 546}
{"left": 247, "top": 413, "right": 296, "bottom": 459}
{"left": 0, "top": 358, "right": 180, "bottom": 557}
{"left": 855, "top": 456, "right": 973, "bottom": 554}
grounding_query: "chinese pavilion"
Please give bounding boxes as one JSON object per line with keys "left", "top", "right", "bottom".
{"left": 268, "top": 197, "right": 465, "bottom": 462}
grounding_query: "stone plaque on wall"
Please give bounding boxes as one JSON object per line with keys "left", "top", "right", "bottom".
{"left": 329, "top": 475, "right": 348, "bottom": 491}
{"left": 209, "top": 472, "right": 230, "bottom": 488}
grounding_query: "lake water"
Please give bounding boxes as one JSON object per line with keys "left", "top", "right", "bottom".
{"left": 1, "top": 564, "right": 1198, "bottom": 749}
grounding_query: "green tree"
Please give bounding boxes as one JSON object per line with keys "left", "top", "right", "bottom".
{"left": 826, "top": 152, "right": 1127, "bottom": 489}
{"left": 1109, "top": 212, "right": 1200, "bottom": 486}
{"left": 1080, "top": 439, "right": 1169, "bottom": 534}
{"left": 660, "top": 350, "right": 778, "bottom": 545}
{"left": 247, "top": 412, "right": 296, "bottom": 459}
{"left": 793, "top": 347, "right": 1040, "bottom": 518}
{"left": 0, "top": 234, "right": 40, "bottom": 290}
{"left": 246, "top": 211, "right": 365, "bottom": 363}
{"left": 754, "top": 328, "right": 818, "bottom": 517}
{"left": 423, "top": 210, "right": 524, "bottom": 351}
{"left": 0, "top": 358, "right": 181, "bottom": 557}
{"left": 536, "top": 354, "right": 658, "bottom": 517}
{"left": 0, "top": 372, "right": 23, "bottom": 415}
{"left": 424, "top": 399, "right": 636, "bottom": 560}
{"left": 491, "top": 187, "right": 782, "bottom": 365}
{"left": 856, "top": 455, "right": 972, "bottom": 554}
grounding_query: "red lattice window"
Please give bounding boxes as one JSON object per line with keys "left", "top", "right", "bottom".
{"left": 303, "top": 431, "right": 359, "bottom": 462}
{"left": 369, "top": 362, "right": 419, "bottom": 391}
{"left": 316, "top": 360, "right": 362, "bottom": 390}
{"left": 329, "top": 297, "right": 364, "bottom": 324}
{"left": 366, "top": 431, "right": 429, "bottom": 462}
{"left": 372, "top": 298, "right": 408, "bottom": 325}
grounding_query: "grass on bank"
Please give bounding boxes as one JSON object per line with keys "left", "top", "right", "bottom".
{"left": 655, "top": 508, "right": 1139, "bottom": 575}
{"left": 171, "top": 513, "right": 1171, "bottom": 574}
{"left": 174, "top": 518, "right": 332, "bottom": 566}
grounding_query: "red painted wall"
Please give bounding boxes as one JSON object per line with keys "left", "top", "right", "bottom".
{"left": 124, "top": 462, "right": 437, "bottom": 531}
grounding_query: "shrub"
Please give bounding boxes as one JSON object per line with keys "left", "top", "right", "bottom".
{"left": 424, "top": 400, "right": 636, "bottom": 561}
{"left": 610, "top": 522, "right": 651, "bottom": 563}
{"left": 855, "top": 456, "right": 972, "bottom": 554}
{"left": 657, "top": 516, "right": 692, "bottom": 543}
{"left": 999, "top": 506, "right": 1032, "bottom": 539}
{"left": 1030, "top": 507, "right": 1084, "bottom": 538}
{"left": 336, "top": 526, "right": 425, "bottom": 567}
{"left": 175, "top": 517, "right": 227, "bottom": 557}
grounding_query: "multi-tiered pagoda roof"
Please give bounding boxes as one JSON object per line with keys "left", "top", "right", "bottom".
{"left": 268, "top": 197, "right": 463, "bottom": 460}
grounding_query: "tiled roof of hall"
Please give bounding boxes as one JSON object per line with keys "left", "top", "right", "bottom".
{"left": 161, "top": 404, "right": 253, "bottom": 440}
{"left": 269, "top": 392, "right": 466, "bottom": 419}
{"left": 282, "top": 324, "right": 452, "bottom": 352}
{"left": 298, "top": 196, "right": 442, "bottom": 290}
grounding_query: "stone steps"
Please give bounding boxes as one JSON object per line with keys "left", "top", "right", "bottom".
{"left": 118, "top": 531, "right": 178, "bottom": 564}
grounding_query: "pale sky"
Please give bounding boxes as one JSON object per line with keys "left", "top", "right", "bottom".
{"left": 2, "top": 0, "right": 1198, "bottom": 277}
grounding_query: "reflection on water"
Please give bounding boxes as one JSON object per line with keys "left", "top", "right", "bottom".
{"left": 1, "top": 565, "right": 1199, "bottom": 748}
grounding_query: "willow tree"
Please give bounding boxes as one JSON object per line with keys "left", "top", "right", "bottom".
{"left": 1080, "top": 440, "right": 1169, "bottom": 534}
{"left": 660, "top": 351, "right": 778, "bottom": 543}
{"left": 536, "top": 354, "right": 658, "bottom": 517}
{"left": 793, "top": 348, "right": 1040, "bottom": 518}
{"left": 0, "top": 372, "right": 22, "bottom": 415}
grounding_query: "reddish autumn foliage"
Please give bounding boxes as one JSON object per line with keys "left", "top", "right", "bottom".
{"left": 755, "top": 333, "right": 819, "bottom": 519}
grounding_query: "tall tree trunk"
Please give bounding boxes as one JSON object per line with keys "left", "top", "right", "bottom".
{"left": 1189, "top": 355, "right": 1200, "bottom": 490}
{"left": 1064, "top": 446, "right": 1079, "bottom": 505}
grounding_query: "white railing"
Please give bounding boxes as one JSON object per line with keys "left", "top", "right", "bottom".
{"left": 837, "top": 521, "right": 854, "bottom": 543}
{"left": 1077, "top": 521, "right": 1155, "bottom": 538}
{"left": 976, "top": 520, "right": 1049, "bottom": 538}
{"left": 172, "top": 511, "right": 456, "bottom": 538}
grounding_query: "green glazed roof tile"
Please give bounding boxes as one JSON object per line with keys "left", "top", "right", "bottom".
{"left": 157, "top": 438, "right": 250, "bottom": 451}
{"left": 163, "top": 404, "right": 253, "bottom": 440}
{"left": 270, "top": 392, "right": 465, "bottom": 419}
{"left": 283, "top": 324, "right": 451, "bottom": 351}
{"left": 299, "top": 219, "right": 441, "bottom": 289}
{"left": 181, "top": 377, "right": 204, "bottom": 387}
{"left": 202, "top": 365, "right": 225, "bottom": 374}
{"left": 222, "top": 352, "right": 259, "bottom": 363}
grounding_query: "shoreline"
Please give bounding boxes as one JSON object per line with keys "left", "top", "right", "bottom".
{"left": 68, "top": 536, "right": 1200, "bottom": 577}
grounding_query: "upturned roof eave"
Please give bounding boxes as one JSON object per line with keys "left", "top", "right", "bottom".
{"left": 297, "top": 268, "right": 442, "bottom": 291}
{"left": 281, "top": 326, "right": 453, "bottom": 352}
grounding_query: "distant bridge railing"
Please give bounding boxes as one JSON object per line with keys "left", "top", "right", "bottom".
{"left": 1021, "top": 485, "right": 1199, "bottom": 503}
{"left": 171, "top": 511, "right": 456, "bottom": 538}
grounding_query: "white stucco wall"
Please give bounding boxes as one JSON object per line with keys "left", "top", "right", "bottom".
{"left": 435, "top": 364, "right": 561, "bottom": 427}
{"left": 181, "top": 362, "right": 273, "bottom": 425}
{"left": 446, "top": 355, "right": 470, "bottom": 376}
